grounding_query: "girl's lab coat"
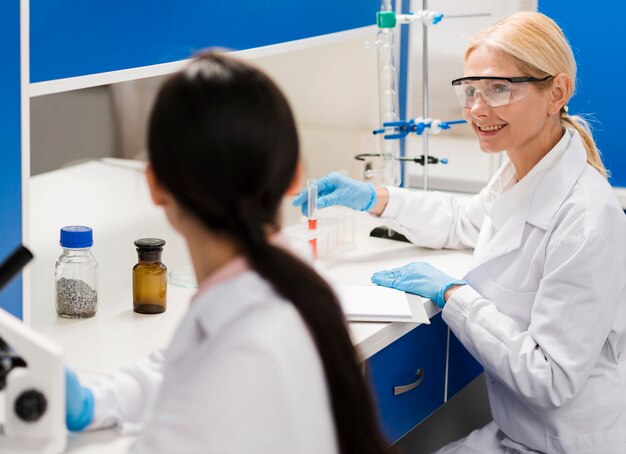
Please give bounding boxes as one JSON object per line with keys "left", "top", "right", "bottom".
{"left": 87, "top": 269, "right": 338, "bottom": 454}
{"left": 381, "top": 129, "right": 626, "bottom": 453}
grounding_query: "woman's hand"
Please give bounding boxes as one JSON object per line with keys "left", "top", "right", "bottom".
{"left": 371, "top": 261, "right": 466, "bottom": 308}
{"left": 66, "top": 368, "right": 94, "bottom": 431}
{"left": 293, "top": 172, "right": 378, "bottom": 214}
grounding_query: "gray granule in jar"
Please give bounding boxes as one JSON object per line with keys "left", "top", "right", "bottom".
{"left": 56, "top": 277, "right": 98, "bottom": 317}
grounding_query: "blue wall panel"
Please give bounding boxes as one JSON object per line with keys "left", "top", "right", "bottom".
{"left": 0, "top": 0, "right": 23, "bottom": 318}
{"left": 31, "top": 0, "right": 380, "bottom": 82}
{"left": 538, "top": 2, "right": 626, "bottom": 187}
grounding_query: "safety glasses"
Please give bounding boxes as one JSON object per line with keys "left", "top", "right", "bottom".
{"left": 451, "top": 75, "right": 553, "bottom": 108}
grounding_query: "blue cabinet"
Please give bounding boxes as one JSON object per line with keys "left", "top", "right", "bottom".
{"left": 368, "top": 313, "right": 448, "bottom": 444}
{"left": 446, "top": 330, "right": 483, "bottom": 400}
{"left": 31, "top": 0, "right": 380, "bottom": 83}
{"left": 0, "top": 1, "right": 23, "bottom": 318}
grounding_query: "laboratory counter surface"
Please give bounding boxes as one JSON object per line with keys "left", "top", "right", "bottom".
{"left": 28, "top": 160, "right": 476, "bottom": 452}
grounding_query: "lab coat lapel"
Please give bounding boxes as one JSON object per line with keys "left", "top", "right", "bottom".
{"left": 467, "top": 199, "right": 529, "bottom": 274}
{"left": 465, "top": 129, "right": 586, "bottom": 278}
{"left": 467, "top": 157, "right": 534, "bottom": 273}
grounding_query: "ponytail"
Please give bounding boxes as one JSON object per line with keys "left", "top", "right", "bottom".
{"left": 560, "top": 111, "right": 608, "bottom": 178}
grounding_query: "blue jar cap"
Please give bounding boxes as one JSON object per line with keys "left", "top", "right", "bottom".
{"left": 60, "top": 226, "right": 93, "bottom": 249}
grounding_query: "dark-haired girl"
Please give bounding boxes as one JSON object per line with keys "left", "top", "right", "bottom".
{"left": 65, "top": 52, "right": 388, "bottom": 454}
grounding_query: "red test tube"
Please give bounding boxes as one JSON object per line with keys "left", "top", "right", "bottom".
{"left": 307, "top": 179, "right": 318, "bottom": 259}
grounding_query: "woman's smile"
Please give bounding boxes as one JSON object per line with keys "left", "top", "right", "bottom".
{"left": 474, "top": 121, "right": 508, "bottom": 137}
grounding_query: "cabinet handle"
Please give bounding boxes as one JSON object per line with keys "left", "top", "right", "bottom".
{"left": 393, "top": 368, "right": 424, "bottom": 396}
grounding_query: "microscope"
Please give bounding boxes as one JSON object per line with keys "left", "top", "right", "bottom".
{"left": 0, "top": 246, "right": 66, "bottom": 453}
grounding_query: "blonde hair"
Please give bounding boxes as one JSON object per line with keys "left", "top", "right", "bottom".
{"left": 465, "top": 12, "right": 607, "bottom": 178}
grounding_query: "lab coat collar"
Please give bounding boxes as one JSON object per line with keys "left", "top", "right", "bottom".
{"left": 469, "top": 129, "right": 585, "bottom": 272}
{"left": 526, "top": 130, "right": 587, "bottom": 230}
{"left": 193, "top": 271, "right": 274, "bottom": 337}
{"left": 191, "top": 256, "right": 250, "bottom": 304}
{"left": 187, "top": 233, "right": 299, "bottom": 344}
{"left": 486, "top": 128, "right": 574, "bottom": 231}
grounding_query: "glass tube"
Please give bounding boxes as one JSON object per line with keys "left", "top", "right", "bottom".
{"left": 307, "top": 179, "right": 318, "bottom": 259}
{"left": 376, "top": 8, "right": 401, "bottom": 187}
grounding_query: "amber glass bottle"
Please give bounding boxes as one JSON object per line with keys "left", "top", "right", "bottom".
{"left": 133, "top": 238, "right": 167, "bottom": 314}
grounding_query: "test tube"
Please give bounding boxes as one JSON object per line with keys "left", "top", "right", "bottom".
{"left": 307, "top": 179, "right": 318, "bottom": 259}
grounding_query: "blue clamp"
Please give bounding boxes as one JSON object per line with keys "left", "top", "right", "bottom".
{"left": 373, "top": 118, "right": 466, "bottom": 140}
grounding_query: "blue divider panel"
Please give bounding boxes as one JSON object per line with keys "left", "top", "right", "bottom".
{"left": 31, "top": 0, "right": 380, "bottom": 82}
{"left": 538, "top": 2, "right": 626, "bottom": 187}
{"left": 447, "top": 330, "right": 483, "bottom": 399}
{"left": 0, "top": 0, "right": 23, "bottom": 318}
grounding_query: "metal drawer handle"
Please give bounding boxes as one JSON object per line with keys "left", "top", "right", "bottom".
{"left": 393, "top": 368, "right": 424, "bottom": 396}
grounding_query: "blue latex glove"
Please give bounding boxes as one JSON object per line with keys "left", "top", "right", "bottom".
{"left": 292, "top": 172, "right": 377, "bottom": 215}
{"left": 66, "top": 368, "right": 94, "bottom": 431}
{"left": 371, "top": 261, "right": 466, "bottom": 308}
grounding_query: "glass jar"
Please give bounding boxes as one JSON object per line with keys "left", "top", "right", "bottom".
{"left": 133, "top": 238, "right": 167, "bottom": 314}
{"left": 54, "top": 226, "right": 99, "bottom": 318}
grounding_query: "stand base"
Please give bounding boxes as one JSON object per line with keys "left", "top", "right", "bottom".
{"left": 369, "top": 227, "right": 410, "bottom": 243}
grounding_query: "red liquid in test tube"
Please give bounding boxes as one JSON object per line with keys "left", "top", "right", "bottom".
{"left": 307, "top": 179, "right": 318, "bottom": 259}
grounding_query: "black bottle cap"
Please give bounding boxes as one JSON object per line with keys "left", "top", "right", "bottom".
{"left": 134, "top": 238, "right": 166, "bottom": 251}
{"left": 135, "top": 238, "right": 165, "bottom": 262}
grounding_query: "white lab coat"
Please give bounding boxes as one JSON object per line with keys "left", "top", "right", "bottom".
{"left": 380, "top": 129, "right": 626, "bottom": 453}
{"left": 88, "top": 269, "right": 338, "bottom": 453}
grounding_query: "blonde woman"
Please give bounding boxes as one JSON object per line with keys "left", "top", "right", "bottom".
{"left": 295, "top": 12, "right": 626, "bottom": 453}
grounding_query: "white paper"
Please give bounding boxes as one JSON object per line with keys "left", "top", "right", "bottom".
{"left": 335, "top": 284, "right": 430, "bottom": 324}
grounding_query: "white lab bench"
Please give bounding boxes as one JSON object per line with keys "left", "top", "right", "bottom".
{"left": 28, "top": 160, "right": 479, "bottom": 452}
